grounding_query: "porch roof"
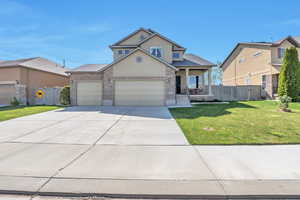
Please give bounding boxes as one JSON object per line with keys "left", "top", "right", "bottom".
{"left": 172, "top": 53, "right": 215, "bottom": 67}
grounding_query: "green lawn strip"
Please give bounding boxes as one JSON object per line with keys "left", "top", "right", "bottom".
{"left": 0, "top": 106, "right": 61, "bottom": 122}
{"left": 170, "top": 101, "right": 300, "bottom": 145}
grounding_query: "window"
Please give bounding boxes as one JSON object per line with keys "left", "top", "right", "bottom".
{"left": 262, "top": 75, "right": 267, "bottom": 90}
{"left": 253, "top": 51, "right": 262, "bottom": 57}
{"left": 188, "top": 76, "right": 197, "bottom": 89}
{"left": 278, "top": 48, "right": 285, "bottom": 59}
{"left": 239, "top": 58, "right": 245, "bottom": 63}
{"left": 150, "top": 47, "right": 162, "bottom": 58}
{"left": 173, "top": 52, "right": 180, "bottom": 59}
{"left": 140, "top": 34, "right": 146, "bottom": 41}
{"left": 118, "top": 49, "right": 130, "bottom": 55}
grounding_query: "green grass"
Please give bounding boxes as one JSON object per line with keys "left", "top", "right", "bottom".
{"left": 169, "top": 101, "right": 300, "bottom": 145}
{"left": 0, "top": 106, "right": 61, "bottom": 122}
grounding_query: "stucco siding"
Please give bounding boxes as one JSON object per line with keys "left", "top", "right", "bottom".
{"left": 140, "top": 35, "right": 173, "bottom": 63}
{"left": 24, "top": 68, "right": 69, "bottom": 104}
{"left": 223, "top": 46, "right": 272, "bottom": 86}
{"left": 0, "top": 67, "right": 21, "bottom": 82}
{"left": 119, "top": 30, "right": 151, "bottom": 45}
{"left": 271, "top": 40, "right": 300, "bottom": 65}
{"left": 113, "top": 51, "right": 166, "bottom": 77}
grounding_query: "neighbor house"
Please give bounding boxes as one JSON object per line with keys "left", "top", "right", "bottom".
{"left": 68, "top": 28, "right": 215, "bottom": 106}
{"left": 221, "top": 36, "right": 300, "bottom": 99}
{"left": 0, "top": 57, "right": 69, "bottom": 105}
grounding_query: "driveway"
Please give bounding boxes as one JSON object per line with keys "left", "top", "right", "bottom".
{"left": 0, "top": 107, "right": 300, "bottom": 198}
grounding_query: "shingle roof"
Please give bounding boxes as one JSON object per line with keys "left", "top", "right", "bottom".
{"left": 172, "top": 53, "right": 215, "bottom": 67}
{"left": 67, "top": 64, "right": 108, "bottom": 72}
{"left": 294, "top": 35, "right": 300, "bottom": 43}
{"left": 0, "top": 57, "right": 68, "bottom": 76}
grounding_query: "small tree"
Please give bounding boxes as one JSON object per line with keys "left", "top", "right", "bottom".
{"left": 278, "top": 47, "right": 300, "bottom": 100}
{"left": 279, "top": 95, "right": 292, "bottom": 112}
{"left": 59, "top": 86, "right": 70, "bottom": 105}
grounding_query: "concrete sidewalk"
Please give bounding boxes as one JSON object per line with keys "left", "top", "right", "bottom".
{"left": 0, "top": 107, "right": 300, "bottom": 198}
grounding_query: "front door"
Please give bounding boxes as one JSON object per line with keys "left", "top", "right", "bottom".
{"left": 176, "top": 76, "right": 181, "bottom": 94}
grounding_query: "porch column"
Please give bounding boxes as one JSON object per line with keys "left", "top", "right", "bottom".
{"left": 208, "top": 68, "right": 212, "bottom": 95}
{"left": 196, "top": 76, "right": 199, "bottom": 88}
{"left": 201, "top": 72, "right": 205, "bottom": 86}
{"left": 185, "top": 68, "right": 189, "bottom": 95}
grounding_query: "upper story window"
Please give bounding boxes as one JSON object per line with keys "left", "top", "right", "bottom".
{"left": 278, "top": 48, "right": 285, "bottom": 59}
{"left": 118, "top": 49, "right": 130, "bottom": 55}
{"left": 150, "top": 47, "right": 162, "bottom": 58}
{"left": 253, "top": 51, "right": 262, "bottom": 57}
{"left": 172, "top": 52, "right": 180, "bottom": 59}
{"left": 239, "top": 58, "right": 245, "bottom": 63}
{"left": 140, "top": 34, "right": 146, "bottom": 41}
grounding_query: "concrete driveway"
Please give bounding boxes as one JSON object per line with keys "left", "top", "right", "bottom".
{"left": 0, "top": 106, "right": 300, "bottom": 198}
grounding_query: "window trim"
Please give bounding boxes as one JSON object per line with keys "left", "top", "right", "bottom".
{"left": 278, "top": 48, "right": 285, "bottom": 59}
{"left": 150, "top": 46, "right": 163, "bottom": 58}
{"left": 118, "top": 49, "right": 130, "bottom": 55}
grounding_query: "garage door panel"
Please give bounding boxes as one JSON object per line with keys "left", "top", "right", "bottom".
{"left": 115, "top": 81, "right": 164, "bottom": 106}
{"left": 77, "top": 81, "right": 102, "bottom": 106}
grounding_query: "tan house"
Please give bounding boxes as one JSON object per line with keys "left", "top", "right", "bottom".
{"left": 0, "top": 57, "right": 69, "bottom": 105}
{"left": 221, "top": 36, "right": 300, "bottom": 99}
{"left": 68, "top": 28, "right": 215, "bottom": 106}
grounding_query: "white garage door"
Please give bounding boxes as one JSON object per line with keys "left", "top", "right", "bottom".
{"left": 77, "top": 81, "right": 102, "bottom": 105}
{"left": 115, "top": 80, "right": 165, "bottom": 106}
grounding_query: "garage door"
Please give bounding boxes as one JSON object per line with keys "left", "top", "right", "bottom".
{"left": 77, "top": 81, "right": 102, "bottom": 105}
{"left": 114, "top": 80, "right": 164, "bottom": 106}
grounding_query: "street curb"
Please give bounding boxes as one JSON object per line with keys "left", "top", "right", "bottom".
{"left": 1, "top": 190, "right": 300, "bottom": 199}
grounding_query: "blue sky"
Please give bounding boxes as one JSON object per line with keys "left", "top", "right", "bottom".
{"left": 1, "top": 0, "right": 300, "bottom": 68}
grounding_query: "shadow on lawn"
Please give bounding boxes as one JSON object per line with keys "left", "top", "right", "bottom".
{"left": 170, "top": 102, "right": 257, "bottom": 119}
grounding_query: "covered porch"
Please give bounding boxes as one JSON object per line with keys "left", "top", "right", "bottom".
{"left": 172, "top": 53, "right": 216, "bottom": 103}
{"left": 175, "top": 67, "right": 213, "bottom": 98}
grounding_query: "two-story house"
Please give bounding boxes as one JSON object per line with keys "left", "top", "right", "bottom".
{"left": 68, "top": 28, "right": 215, "bottom": 106}
{"left": 221, "top": 36, "right": 300, "bottom": 99}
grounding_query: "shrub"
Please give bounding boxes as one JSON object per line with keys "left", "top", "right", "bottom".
{"left": 10, "top": 97, "right": 20, "bottom": 106}
{"left": 294, "top": 96, "right": 300, "bottom": 102}
{"left": 59, "top": 86, "right": 70, "bottom": 105}
{"left": 279, "top": 95, "right": 292, "bottom": 111}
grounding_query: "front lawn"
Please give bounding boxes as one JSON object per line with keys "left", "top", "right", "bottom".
{"left": 170, "top": 101, "right": 300, "bottom": 145}
{"left": 0, "top": 106, "right": 61, "bottom": 122}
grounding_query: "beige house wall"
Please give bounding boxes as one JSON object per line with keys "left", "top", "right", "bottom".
{"left": 140, "top": 35, "right": 173, "bottom": 63}
{"left": 113, "top": 51, "right": 166, "bottom": 77}
{"left": 271, "top": 40, "right": 300, "bottom": 65}
{"left": 21, "top": 68, "right": 69, "bottom": 104}
{"left": 0, "top": 67, "right": 21, "bottom": 82}
{"left": 222, "top": 45, "right": 272, "bottom": 86}
{"left": 119, "top": 30, "right": 151, "bottom": 45}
